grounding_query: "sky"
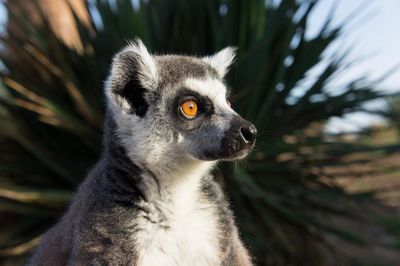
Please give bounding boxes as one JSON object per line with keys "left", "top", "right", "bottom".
{"left": 310, "top": 0, "right": 400, "bottom": 91}
{"left": 308, "top": 0, "right": 400, "bottom": 133}
{"left": 0, "top": 0, "right": 400, "bottom": 133}
{"left": 0, "top": 3, "right": 5, "bottom": 34}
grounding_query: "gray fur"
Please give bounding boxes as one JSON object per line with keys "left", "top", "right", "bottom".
{"left": 155, "top": 55, "right": 219, "bottom": 86}
{"left": 29, "top": 39, "right": 254, "bottom": 266}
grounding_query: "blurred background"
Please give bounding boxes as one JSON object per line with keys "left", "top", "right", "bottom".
{"left": 0, "top": 0, "right": 400, "bottom": 265}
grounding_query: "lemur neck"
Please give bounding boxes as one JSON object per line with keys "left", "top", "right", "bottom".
{"left": 100, "top": 114, "right": 147, "bottom": 202}
{"left": 101, "top": 114, "right": 214, "bottom": 204}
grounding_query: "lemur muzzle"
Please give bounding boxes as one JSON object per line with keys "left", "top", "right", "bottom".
{"left": 216, "top": 115, "right": 257, "bottom": 159}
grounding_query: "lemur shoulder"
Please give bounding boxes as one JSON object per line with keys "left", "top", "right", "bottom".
{"left": 29, "top": 39, "right": 257, "bottom": 266}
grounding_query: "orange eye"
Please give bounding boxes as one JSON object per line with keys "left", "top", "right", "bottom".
{"left": 180, "top": 100, "right": 198, "bottom": 119}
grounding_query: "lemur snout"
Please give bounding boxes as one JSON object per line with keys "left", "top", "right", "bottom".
{"left": 210, "top": 115, "right": 257, "bottom": 160}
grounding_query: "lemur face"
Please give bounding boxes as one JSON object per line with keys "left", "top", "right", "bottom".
{"left": 166, "top": 77, "right": 256, "bottom": 161}
{"left": 106, "top": 39, "right": 256, "bottom": 166}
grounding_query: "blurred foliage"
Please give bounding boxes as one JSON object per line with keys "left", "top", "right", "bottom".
{"left": 379, "top": 96, "right": 400, "bottom": 135}
{"left": 381, "top": 215, "right": 400, "bottom": 250}
{"left": 0, "top": 0, "right": 396, "bottom": 265}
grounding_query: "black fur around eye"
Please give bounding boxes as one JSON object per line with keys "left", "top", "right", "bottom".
{"left": 174, "top": 89, "right": 214, "bottom": 119}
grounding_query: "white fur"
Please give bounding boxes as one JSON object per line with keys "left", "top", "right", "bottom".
{"left": 177, "top": 133, "right": 184, "bottom": 143}
{"left": 202, "top": 47, "right": 236, "bottom": 78}
{"left": 184, "top": 78, "right": 232, "bottom": 112}
{"left": 134, "top": 162, "right": 221, "bottom": 266}
{"left": 123, "top": 39, "right": 158, "bottom": 90}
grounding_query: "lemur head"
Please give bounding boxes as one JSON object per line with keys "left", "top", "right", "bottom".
{"left": 105, "top": 39, "right": 256, "bottom": 171}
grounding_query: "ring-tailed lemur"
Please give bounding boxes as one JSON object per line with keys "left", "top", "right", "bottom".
{"left": 29, "top": 39, "right": 257, "bottom": 266}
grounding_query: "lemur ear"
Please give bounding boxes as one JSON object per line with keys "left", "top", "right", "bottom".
{"left": 202, "top": 47, "right": 236, "bottom": 78}
{"left": 107, "top": 39, "right": 158, "bottom": 116}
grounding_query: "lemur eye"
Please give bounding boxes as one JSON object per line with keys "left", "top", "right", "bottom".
{"left": 180, "top": 100, "right": 198, "bottom": 119}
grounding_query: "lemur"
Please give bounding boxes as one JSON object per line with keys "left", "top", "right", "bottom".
{"left": 29, "top": 39, "right": 257, "bottom": 266}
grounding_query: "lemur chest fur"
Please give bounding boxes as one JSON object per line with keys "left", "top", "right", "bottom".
{"left": 133, "top": 172, "right": 221, "bottom": 266}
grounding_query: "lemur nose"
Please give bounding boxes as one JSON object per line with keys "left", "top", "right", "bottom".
{"left": 240, "top": 124, "right": 257, "bottom": 144}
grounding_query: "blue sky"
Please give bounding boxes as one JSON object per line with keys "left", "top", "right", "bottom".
{"left": 309, "top": 0, "right": 400, "bottom": 89}
{"left": 0, "top": 0, "right": 399, "bottom": 133}
{"left": 309, "top": 0, "right": 400, "bottom": 133}
{"left": 0, "top": 3, "right": 5, "bottom": 33}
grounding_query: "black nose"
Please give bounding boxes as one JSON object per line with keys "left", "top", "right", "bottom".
{"left": 240, "top": 124, "right": 257, "bottom": 143}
